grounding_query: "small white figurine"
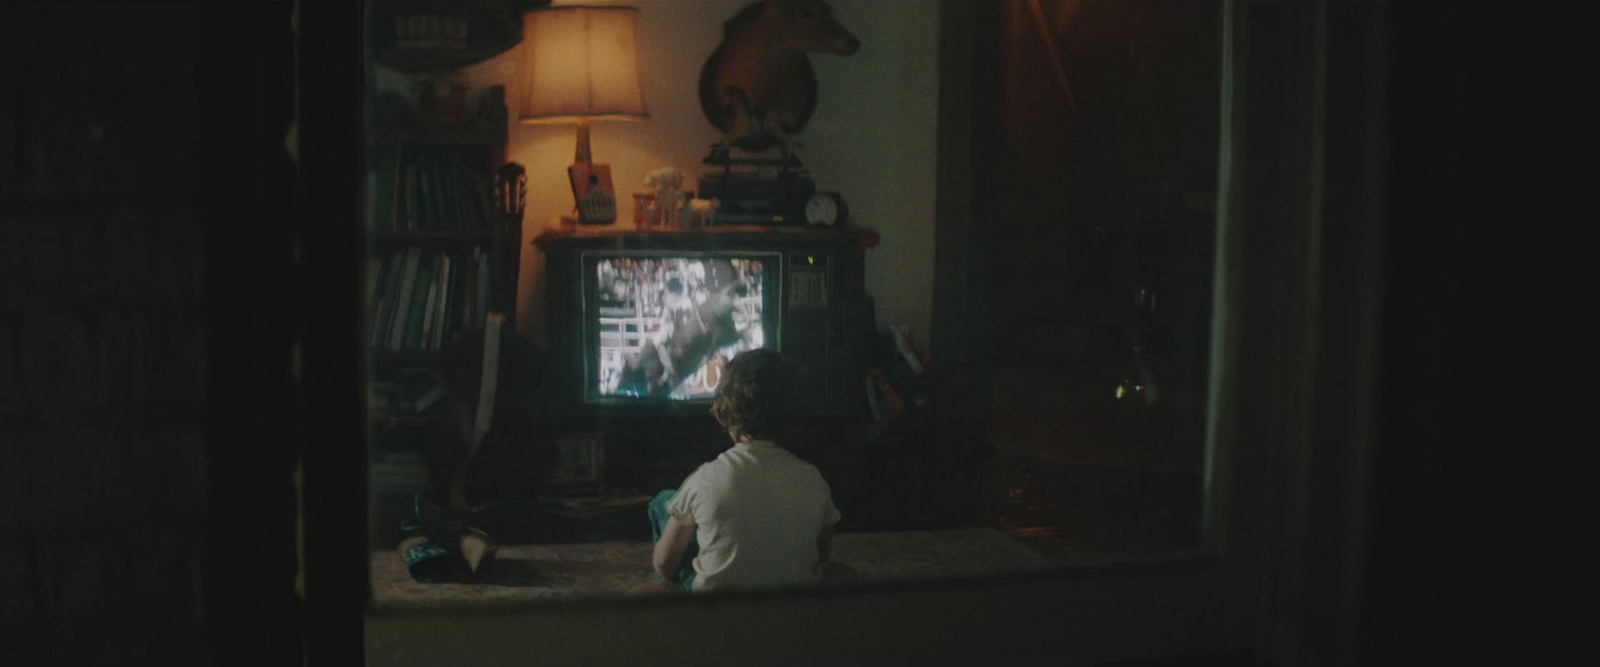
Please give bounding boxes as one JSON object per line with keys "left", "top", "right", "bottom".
{"left": 643, "top": 167, "right": 686, "bottom": 228}
{"left": 686, "top": 197, "right": 720, "bottom": 228}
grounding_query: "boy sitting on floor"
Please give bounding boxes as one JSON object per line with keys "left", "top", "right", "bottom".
{"left": 632, "top": 348, "right": 854, "bottom": 594}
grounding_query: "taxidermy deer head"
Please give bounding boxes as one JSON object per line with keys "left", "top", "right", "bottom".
{"left": 699, "top": 0, "right": 860, "bottom": 163}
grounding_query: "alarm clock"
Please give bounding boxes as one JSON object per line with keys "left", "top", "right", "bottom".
{"left": 804, "top": 191, "right": 849, "bottom": 227}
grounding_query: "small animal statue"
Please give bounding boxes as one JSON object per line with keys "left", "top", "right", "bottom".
{"left": 643, "top": 167, "right": 687, "bottom": 228}
{"left": 699, "top": 0, "right": 859, "bottom": 164}
{"left": 685, "top": 197, "right": 720, "bottom": 228}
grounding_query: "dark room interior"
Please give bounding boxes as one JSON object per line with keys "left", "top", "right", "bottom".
{"left": 0, "top": 0, "right": 1505, "bottom": 664}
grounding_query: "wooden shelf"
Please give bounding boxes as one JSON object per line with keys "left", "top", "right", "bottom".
{"left": 365, "top": 86, "right": 517, "bottom": 357}
{"left": 532, "top": 223, "right": 881, "bottom": 250}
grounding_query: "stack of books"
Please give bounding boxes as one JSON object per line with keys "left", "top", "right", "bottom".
{"left": 864, "top": 323, "right": 933, "bottom": 423}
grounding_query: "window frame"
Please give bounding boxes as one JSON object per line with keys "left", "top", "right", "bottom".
{"left": 295, "top": 1, "right": 1395, "bottom": 663}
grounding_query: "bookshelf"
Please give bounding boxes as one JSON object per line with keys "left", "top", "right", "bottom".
{"left": 366, "top": 86, "right": 517, "bottom": 364}
{"left": 365, "top": 85, "right": 520, "bottom": 538}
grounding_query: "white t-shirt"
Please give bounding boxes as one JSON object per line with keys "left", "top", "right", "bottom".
{"left": 665, "top": 440, "right": 842, "bottom": 592}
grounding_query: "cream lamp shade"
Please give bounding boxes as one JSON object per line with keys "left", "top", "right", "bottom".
{"left": 519, "top": 6, "right": 647, "bottom": 224}
{"left": 519, "top": 6, "right": 649, "bottom": 126}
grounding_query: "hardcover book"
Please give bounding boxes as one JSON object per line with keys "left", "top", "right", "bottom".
{"left": 388, "top": 248, "right": 423, "bottom": 350}
{"left": 431, "top": 252, "right": 452, "bottom": 350}
{"left": 401, "top": 253, "right": 437, "bottom": 351}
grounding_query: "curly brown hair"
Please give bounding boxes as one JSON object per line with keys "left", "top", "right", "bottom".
{"left": 710, "top": 348, "right": 797, "bottom": 442}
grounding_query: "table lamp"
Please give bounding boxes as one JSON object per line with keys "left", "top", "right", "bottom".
{"left": 519, "top": 6, "right": 649, "bottom": 225}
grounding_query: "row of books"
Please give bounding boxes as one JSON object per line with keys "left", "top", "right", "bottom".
{"left": 368, "top": 145, "right": 496, "bottom": 232}
{"left": 368, "top": 245, "right": 494, "bottom": 353}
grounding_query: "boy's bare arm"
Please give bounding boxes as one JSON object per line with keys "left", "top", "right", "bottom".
{"left": 653, "top": 516, "right": 697, "bottom": 581}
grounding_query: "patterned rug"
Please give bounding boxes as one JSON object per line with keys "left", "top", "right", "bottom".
{"left": 370, "top": 528, "right": 1055, "bottom": 607}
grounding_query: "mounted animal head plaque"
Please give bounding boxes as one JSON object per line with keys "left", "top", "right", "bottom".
{"left": 698, "top": 0, "right": 860, "bottom": 166}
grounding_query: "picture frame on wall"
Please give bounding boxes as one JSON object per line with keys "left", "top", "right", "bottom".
{"left": 367, "top": 0, "right": 552, "bottom": 74}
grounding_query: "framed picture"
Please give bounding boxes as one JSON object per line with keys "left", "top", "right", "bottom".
{"left": 569, "top": 163, "right": 618, "bottom": 224}
{"left": 546, "top": 431, "right": 604, "bottom": 493}
{"left": 367, "top": 0, "right": 553, "bottom": 74}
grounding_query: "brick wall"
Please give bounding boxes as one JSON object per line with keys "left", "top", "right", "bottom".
{"left": 1, "top": 4, "right": 213, "bottom": 661}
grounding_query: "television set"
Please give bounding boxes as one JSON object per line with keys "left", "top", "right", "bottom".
{"left": 539, "top": 229, "right": 869, "bottom": 418}
{"left": 583, "top": 251, "right": 781, "bottom": 404}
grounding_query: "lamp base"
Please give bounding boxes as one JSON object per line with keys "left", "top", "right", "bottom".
{"left": 568, "top": 162, "right": 618, "bottom": 224}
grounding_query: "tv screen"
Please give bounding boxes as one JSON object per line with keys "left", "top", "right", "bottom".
{"left": 585, "top": 252, "right": 780, "bottom": 403}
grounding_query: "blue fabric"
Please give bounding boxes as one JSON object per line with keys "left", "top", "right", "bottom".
{"left": 401, "top": 495, "right": 472, "bottom": 583}
{"left": 402, "top": 541, "right": 460, "bottom": 583}
{"left": 649, "top": 489, "right": 698, "bottom": 588}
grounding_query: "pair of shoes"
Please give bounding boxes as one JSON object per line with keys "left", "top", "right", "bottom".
{"left": 400, "top": 536, "right": 458, "bottom": 583}
{"left": 400, "top": 495, "right": 499, "bottom": 583}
